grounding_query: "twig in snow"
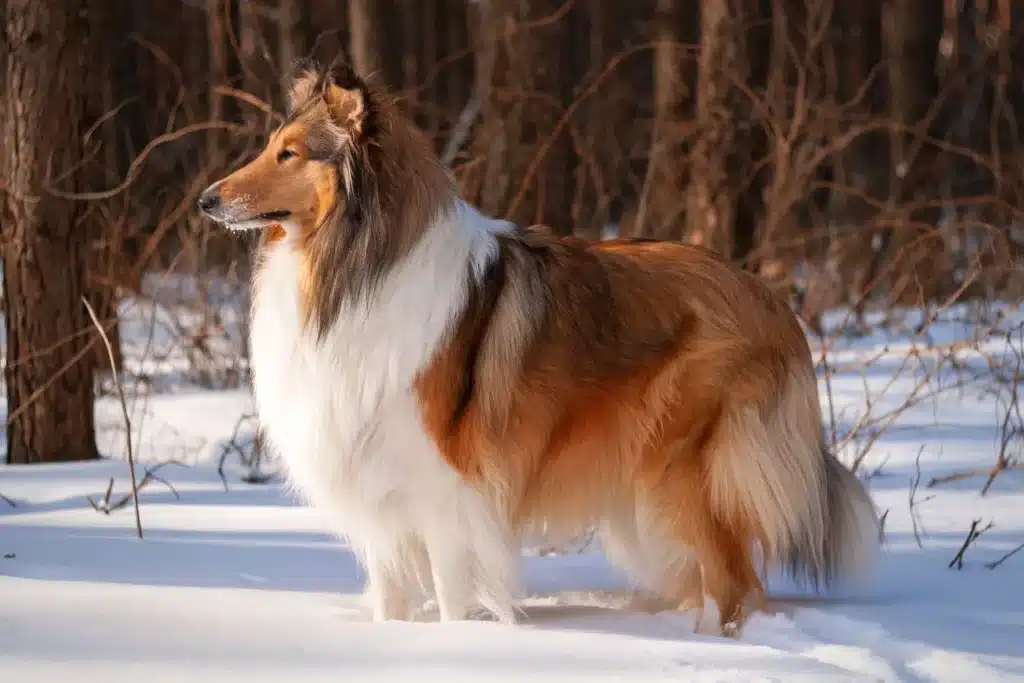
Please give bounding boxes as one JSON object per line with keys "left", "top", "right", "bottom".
{"left": 927, "top": 463, "right": 1024, "bottom": 489}
{"left": 0, "top": 492, "right": 16, "bottom": 508}
{"left": 980, "top": 329, "right": 1023, "bottom": 495}
{"left": 927, "top": 322, "right": 1024, "bottom": 494}
{"left": 88, "top": 462, "right": 185, "bottom": 514}
{"left": 908, "top": 446, "right": 935, "bottom": 548}
{"left": 83, "top": 296, "right": 143, "bottom": 539}
{"left": 985, "top": 542, "right": 1024, "bottom": 570}
{"left": 139, "top": 462, "right": 184, "bottom": 500}
{"left": 240, "top": 430, "right": 274, "bottom": 485}
{"left": 948, "top": 519, "right": 994, "bottom": 570}
{"left": 217, "top": 411, "right": 274, "bottom": 490}
{"left": 87, "top": 477, "right": 116, "bottom": 512}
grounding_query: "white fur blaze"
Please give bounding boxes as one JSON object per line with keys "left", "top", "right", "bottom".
{"left": 249, "top": 201, "right": 520, "bottom": 623}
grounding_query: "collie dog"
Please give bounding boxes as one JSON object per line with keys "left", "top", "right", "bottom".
{"left": 199, "top": 59, "right": 879, "bottom": 635}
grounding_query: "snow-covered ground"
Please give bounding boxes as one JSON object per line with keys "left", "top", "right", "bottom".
{"left": 2, "top": 295, "right": 1023, "bottom": 682}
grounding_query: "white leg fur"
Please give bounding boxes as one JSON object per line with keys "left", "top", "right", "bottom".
{"left": 423, "top": 524, "right": 473, "bottom": 622}
{"left": 363, "top": 542, "right": 415, "bottom": 621}
{"left": 249, "top": 202, "right": 520, "bottom": 624}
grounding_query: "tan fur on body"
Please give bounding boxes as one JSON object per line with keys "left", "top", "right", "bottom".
{"left": 415, "top": 232, "right": 864, "bottom": 631}
{"left": 202, "top": 59, "right": 879, "bottom": 636}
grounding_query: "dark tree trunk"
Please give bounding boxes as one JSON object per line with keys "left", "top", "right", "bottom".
{"left": 686, "top": 0, "right": 736, "bottom": 254}
{"left": 348, "top": 0, "right": 385, "bottom": 80}
{"left": 636, "top": 0, "right": 695, "bottom": 240}
{"left": 1, "top": 0, "right": 100, "bottom": 463}
{"left": 206, "top": 0, "right": 231, "bottom": 172}
{"left": 84, "top": 0, "right": 125, "bottom": 376}
{"left": 433, "top": 0, "right": 473, "bottom": 155}
{"left": 474, "top": 0, "right": 575, "bottom": 234}
{"left": 879, "top": 0, "right": 946, "bottom": 306}
{"left": 685, "top": 0, "right": 765, "bottom": 258}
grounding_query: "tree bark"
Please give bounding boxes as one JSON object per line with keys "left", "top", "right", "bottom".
{"left": 84, "top": 0, "right": 125, "bottom": 375}
{"left": 206, "top": 0, "right": 229, "bottom": 172}
{"left": 1, "top": 0, "right": 100, "bottom": 463}
{"left": 685, "top": 0, "right": 764, "bottom": 258}
{"left": 474, "top": 0, "right": 575, "bottom": 234}
{"left": 880, "top": 0, "right": 946, "bottom": 305}
{"left": 636, "top": 0, "right": 695, "bottom": 240}
{"left": 348, "top": 0, "right": 385, "bottom": 79}
{"left": 686, "top": 0, "right": 736, "bottom": 254}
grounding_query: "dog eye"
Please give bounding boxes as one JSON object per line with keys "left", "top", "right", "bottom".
{"left": 277, "top": 149, "right": 297, "bottom": 162}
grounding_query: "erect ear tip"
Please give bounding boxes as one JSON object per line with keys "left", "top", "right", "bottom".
{"left": 326, "top": 56, "right": 364, "bottom": 91}
{"left": 287, "top": 56, "right": 321, "bottom": 85}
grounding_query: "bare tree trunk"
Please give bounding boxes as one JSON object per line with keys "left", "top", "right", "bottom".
{"left": 1, "top": 0, "right": 100, "bottom": 463}
{"left": 685, "top": 0, "right": 762, "bottom": 257}
{"left": 562, "top": 0, "right": 656, "bottom": 240}
{"left": 636, "top": 0, "right": 694, "bottom": 240}
{"left": 206, "top": 0, "right": 229, "bottom": 172}
{"left": 85, "top": 0, "right": 125, "bottom": 375}
{"left": 434, "top": 0, "right": 473, "bottom": 157}
{"left": 475, "top": 0, "right": 575, "bottom": 234}
{"left": 348, "top": 0, "right": 384, "bottom": 79}
{"left": 880, "top": 0, "right": 945, "bottom": 306}
{"left": 277, "top": 0, "right": 297, "bottom": 76}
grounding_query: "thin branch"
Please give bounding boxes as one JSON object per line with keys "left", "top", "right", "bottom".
{"left": 87, "top": 477, "right": 117, "bottom": 513}
{"left": 985, "top": 542, "right": 1024, "bottom": 570}
{"left": 82, "top": 297, "right": 143, "bottom": 539}
{"left": 217, "top": 411, "right": 262, "bottom": 491}
{"left": 908, "top": 446, "right": 935, "bottom": 549}
{"left": 45, "top": 121, "right": 245, "bottom": 201}
{"left": 105, "top": 466, "right": 183, "bottom": 512}
{"left": 440, "top": 88, "right": 482, "bottom": 167}
{"left": 929, "top": 463, "right": 1024, "bottom": 489}
{"left": 948, "top": 519, "right": 994, "bottom": 570}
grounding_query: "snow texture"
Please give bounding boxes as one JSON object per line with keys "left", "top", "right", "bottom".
{"left": 2, "top": 298, "right": 1023, "bottom": 682}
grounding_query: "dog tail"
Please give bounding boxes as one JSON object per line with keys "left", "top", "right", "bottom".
{"left": 707, "top": 369, "right": 880, "bottom": 588}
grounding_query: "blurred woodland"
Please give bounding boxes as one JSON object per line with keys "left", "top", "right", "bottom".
{"left": 2, "top": 0, "right": 1023, "bottom": 464}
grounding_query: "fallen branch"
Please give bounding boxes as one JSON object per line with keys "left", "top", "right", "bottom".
{"left": 83, "top": 296, "right": 143, "bottom": 539}
{"left": 0, "top": 492, "right": 16, "bottom": 508}
{"left": 948, "top": 519, "right": 994, "bottom": 570}
{"left": 985, "top": 542, "right": 1024, "bottom": 570}
{"left": 928, "top": 462, "right": 1024, "bottom": 489}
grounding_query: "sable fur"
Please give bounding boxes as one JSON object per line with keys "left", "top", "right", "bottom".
{"left": 199, "top": 59, "right": 880, "bottom": 636}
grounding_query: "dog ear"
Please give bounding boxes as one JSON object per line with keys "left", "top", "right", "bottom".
{"left": 286, "top": 58, "right": 323, "bottom": 114}
{"left": 321, "top": 57, "right": 370, "bottom": 136}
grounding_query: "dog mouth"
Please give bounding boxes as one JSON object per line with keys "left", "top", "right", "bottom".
{"left": 254, "top": 210, "right": 292, "bottom": 221}
{"left": 219, "top": 210, "right": 293, "bottom": 230}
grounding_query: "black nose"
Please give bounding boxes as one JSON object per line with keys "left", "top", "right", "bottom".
{"left": 198, "top": 192, "right": 221, "bottom": 213}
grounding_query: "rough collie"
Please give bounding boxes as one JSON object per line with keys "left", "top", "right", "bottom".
{"left": 199, "top": 59, "right": 879, "bottom": 635}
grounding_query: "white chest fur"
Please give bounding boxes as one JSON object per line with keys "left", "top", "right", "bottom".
{"left": 250, "top": 206, "right": 495, "bottom": 534}
{"left": 251, "top": 206, "right": 528, "bottom": 616}
{"left": 248, "top": 204, "right": 521, "bottom": 623}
